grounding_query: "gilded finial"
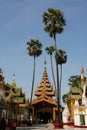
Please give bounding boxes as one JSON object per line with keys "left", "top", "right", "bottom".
{"left": 12, "top": 73, "right": 15, "bottom": 82}
{"left": 80, "top": 66, "right": 84, "bottom": 85}
{"left": 80, "top": 66, "right": 84, "bottom": 75}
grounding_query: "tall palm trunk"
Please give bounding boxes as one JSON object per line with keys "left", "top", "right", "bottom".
{"left": 59, "top": 64, "right": 62, "bottom": 104}
{"left": 30, "top": 56, "right": 36, "bottom": 105}
{"left": 54, "top": 34, "right": 60, "bottom": 121}
{"left": 50, "top": 54, "right": 56, "bottom": 91}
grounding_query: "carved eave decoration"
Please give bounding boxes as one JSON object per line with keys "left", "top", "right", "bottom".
{"left": 5, "top": 93, "right": 11, "bottom": 102}
{"left": 32, "top": 94, "right": 57, "bottom": 106}
{"left": 34, "top": 91, "right": 55, "bottom": 96}
{"left": 13, "top": 97, "right": 25, "bottom": 104}
{"left": 34, "top": 83, "right": 55, "bottom": 96}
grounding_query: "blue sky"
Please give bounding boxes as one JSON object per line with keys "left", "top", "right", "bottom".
{"left": 0, "top": 0, "right": 87, "bottom": 105}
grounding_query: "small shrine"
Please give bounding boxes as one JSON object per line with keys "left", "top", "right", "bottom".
{"left": 67, "top": 85, "right": 82, "bottom": 122}
{"left": 63, "top": 66, "right": 87, "bottom": 127}
{"left": 32, "top": 60, "right": 57, "bottom": 123}
{"left": 62, "top": 67, "right": 84, "bottom": 124}
{"left": 74, "top": 75, "right": 87, "bottom": 127}
{"left": 5, "top": 74, "right": 27, "bottom": 121}
{"left": 0, "top": 71, "right": 28, "bottom": 121}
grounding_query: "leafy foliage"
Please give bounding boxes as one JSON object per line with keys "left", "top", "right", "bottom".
{"left": 43, "top": 8, "right": 66, "bottom": 37}
{"left": 27, "top": 39, "right": 42, "bottom": 57}
{"left": 68, "top": 75, "right": 81, "bottom": 88}
{"left": 56, "top": 49, "right": 67, "bottom": 65}
{"left": 45, "top": 46, "right": 55, "bottom": 55}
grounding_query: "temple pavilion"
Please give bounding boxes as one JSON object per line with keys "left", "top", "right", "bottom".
{"left": 0, "top": 69, "right": 28, "bottom": 121}
{"left": 62, "top": 66, "right": 87, "bottom": 127}
{"left": 31, "top": 60, "right": 57, "bottom": 123}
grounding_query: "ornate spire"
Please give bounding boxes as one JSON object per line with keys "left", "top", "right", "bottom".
{"left": 34, "top": 61, "right": 55, "bottom": 97}
{"left": 80, "top": 66, "right": 84, "bottom": 85}
{"left": 0, "top": 68, "right": 3, "bottom": 76}
{"left": 12, "top": 73, "right": 15, "bottom": 83}
{"left": 80, "top": 66, "right": 84, "bottom": 75}
{"left": 11, "top": 73, "right": 17, "bottom": 88}
{"left": 44, "top": 59, "right": 46, "bottom": 72}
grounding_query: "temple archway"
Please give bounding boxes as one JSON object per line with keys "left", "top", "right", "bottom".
{"left": 37, "top": 111, "right": 52, "bottom": 123}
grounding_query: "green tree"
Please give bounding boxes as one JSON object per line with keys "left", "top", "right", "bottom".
{"left": 43, "top": 8, "right": 66, "bottom": 121}
{"left": 45, "top": 46, "right": 56, "bottom": 90}
{"left": 56, "top": 49, "right": 67, "bottom": 102}
{"left": 62, "top": 94, "right": 68, "bottom": 103}
{"left": 27, "top": 39, "right": 42, "bottom": 105}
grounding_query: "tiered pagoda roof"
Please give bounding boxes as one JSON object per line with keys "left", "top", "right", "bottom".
{"left": 32, "top": 60, "right": 57, "bottom": 106}
{"left": 5, "top": 74, "right": 25, "bottom": 104}
{"left": 34, "top": 60, "right": 55, "bottom": 97}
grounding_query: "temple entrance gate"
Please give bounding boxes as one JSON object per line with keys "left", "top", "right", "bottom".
{"left": 37, "top": 111, "right": 52, "bottom": 123}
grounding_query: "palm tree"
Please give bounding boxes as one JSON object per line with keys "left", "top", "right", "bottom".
{"left": 43, "top": 8, "right": 66, "bottom": 122}
{"left": 27, "top": 39, "right": 42, "bottom": 105}
{"left": 45, "top": 46, "right": 56, "bottom": 91}
{"left": 56, "top": 49, "right": 67, "bottom": 103}
{"left": 68, "top": 75, "right": 83, "bottom": 88}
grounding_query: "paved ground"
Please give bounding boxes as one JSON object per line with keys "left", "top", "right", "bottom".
{"left": 6, "top": 123, "right": 87, "bottom": 130}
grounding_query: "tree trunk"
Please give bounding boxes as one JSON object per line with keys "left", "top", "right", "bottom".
{"left": 59, "top": 64, "right": 62, "bottom": 105}
{"left": 30, "top": 56, "right": 35, "bottom": 105}
{"left": 50, "top": 54, "right": 56, "bottom": 91}
{"left": 54, "top": 34, "right": 60, "bottom": 122}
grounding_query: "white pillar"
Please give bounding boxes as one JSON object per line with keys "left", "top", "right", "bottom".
{"left": 85, "top": 115, "right": 87, "bottom": 126}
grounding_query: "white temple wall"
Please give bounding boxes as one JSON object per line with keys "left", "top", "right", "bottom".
{"left": 62, "top": 103, "right": 70, "bottom": 123}
{"left": 85, "top": 115, "right": 87, "bottom": 126}
{"left": 74, "top": 114, "right": 80, "bottom": 126}
{"left": 62, "top": 115, "right": 68, "bottom": 123}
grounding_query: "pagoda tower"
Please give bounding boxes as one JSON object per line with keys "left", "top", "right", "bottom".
{"left": 80, "top": 66, "right": 85, "bottom": 85}
{"left": 34, "top": 60, "right": 55, "bottom": 97}
{"left": 32, "top": 60, "right": 57, "bottom": 123}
